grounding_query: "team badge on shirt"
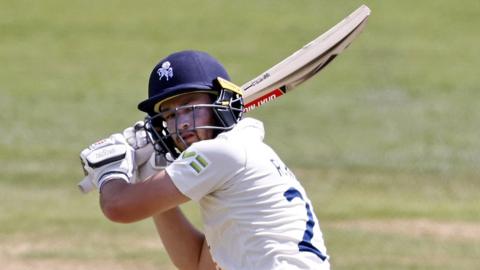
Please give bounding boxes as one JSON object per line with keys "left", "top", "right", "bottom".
{"left": 181, "top": 151, "right": 210, "bottom": 175}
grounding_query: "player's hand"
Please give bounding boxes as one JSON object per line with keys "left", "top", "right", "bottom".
{"left": 79, "top": 133, "right": 135, "bottom": 191}
{"left": 122, "top": 121, "right": 153, "bottom": 168}
{"left": 78, "top": 120, "right": 167, "bottom": 193}
{"left": 123, "top": 120, "right": 170, "bottom": 182}
{"left": 137, "top": 151, "right": 171, "bottom": 180}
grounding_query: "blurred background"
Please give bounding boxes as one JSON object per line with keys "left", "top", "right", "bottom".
{"left": 1, "top": 0, "right": 479, "bottom": 269}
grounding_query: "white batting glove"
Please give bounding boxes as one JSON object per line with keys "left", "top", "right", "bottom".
{"left": 78, "top": 122, "right": 149, "bottom": 193}
{"left": 79, "top": 133, "right": 135, "bottom": 191}
{"left": 137, "top": 151, "right": 171, "bottom": 180}
{"left": 123, "top": 121, "right": 152, "bottom": 166}
{"left": 78, "top": 121, "right": 164, "bottom": 193}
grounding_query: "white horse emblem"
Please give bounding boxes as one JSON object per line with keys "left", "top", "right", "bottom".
{"left": 157, "top": 61, "right": 173, "bottom": 81}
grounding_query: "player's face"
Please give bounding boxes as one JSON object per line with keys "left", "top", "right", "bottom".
{"left": 159, "top": 92, "right": 216, "bottom": 151}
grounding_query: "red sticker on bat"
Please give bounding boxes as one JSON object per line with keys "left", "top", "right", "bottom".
{"left": 244, "top": 88, "right": 285, "bottom": 112}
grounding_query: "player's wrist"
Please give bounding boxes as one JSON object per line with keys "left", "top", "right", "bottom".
{"left": 98, "top": 172, "right": 129, "bottom": 189}
{"left": 98, "top": 174, "right": 129, "bottom": 192}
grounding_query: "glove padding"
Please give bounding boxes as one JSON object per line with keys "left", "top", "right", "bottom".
{"left": 78, "top": 121, "right": 170, "bottom": 193}
{"left": 80, "top": 133, "right": 135, "bottom": 191}
{"left": 123, "top": 121, "right": 152, "bottom": 166}
{"left": 137, "top": 151, "right": 171, "bottom": 180}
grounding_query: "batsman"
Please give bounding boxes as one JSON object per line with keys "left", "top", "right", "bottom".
{"left": 79, "top": 50, "right": 330, "bottom": 269}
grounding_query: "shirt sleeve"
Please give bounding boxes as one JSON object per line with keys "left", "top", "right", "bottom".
{"left": 165, "top": 138, "right": 246, "bottom": 201}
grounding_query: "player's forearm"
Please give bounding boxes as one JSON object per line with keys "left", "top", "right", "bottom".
{"left": 152, "top": 208, "right": 215, "bottom": 270}
{"left": 99, "top": 172, "right": 188, "bottom": 223}
{"left": 99, "top": 180, "right": 151, "bottom": 223}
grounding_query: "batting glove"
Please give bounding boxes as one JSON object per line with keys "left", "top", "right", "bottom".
{"left": 78, "top": 121, "right": 166, "bottom": 193}
{"left": 137, "top": 151, "right": 171, "bottom": 181}
{"left": 80, "top": 133, "right": 135, "bottom": 191}
{"left": 122, "top": 121, "right": 154, "bottom": 169}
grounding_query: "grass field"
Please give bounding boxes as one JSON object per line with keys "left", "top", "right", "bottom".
{"left": 1, "top": 0, "right": 479, "bottom": 269}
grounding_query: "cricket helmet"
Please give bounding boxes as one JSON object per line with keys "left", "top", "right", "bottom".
{"left": 138, "top": 50, "right": 244, "bottom": 159}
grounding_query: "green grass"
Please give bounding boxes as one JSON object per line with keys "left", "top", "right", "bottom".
{"left": 1, "top": 0, "right": 480, "bottom": 269}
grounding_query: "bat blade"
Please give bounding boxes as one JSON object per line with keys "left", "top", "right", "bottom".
{"left": 241, "top": 5, "right": 371, "bottom": 112}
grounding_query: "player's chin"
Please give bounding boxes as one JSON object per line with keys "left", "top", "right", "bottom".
{"left": 175, "top": 136, "right": 197, "bottom": 150}
{"left": 184, "top": 138, "right": 200, "bottom": 148}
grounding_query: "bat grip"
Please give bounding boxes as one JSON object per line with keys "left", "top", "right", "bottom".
{"left": 78, "top": 176, "right": 95, "bottom": 194}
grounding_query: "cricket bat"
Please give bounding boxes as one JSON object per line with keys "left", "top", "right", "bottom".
{"left": 78, "top": 5, "right": 371, "bottom": 193}
{"left": 241, "top": 4, "right": 370, "bottom": 112}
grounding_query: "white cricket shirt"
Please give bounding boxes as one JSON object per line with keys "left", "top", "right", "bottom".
{"left": 166, "top": 118, "right": 330, "bottom": 270}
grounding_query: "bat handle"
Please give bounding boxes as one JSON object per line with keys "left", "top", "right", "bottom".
{"left": 78, "top": 176, "right": 95, "bottom": 194}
